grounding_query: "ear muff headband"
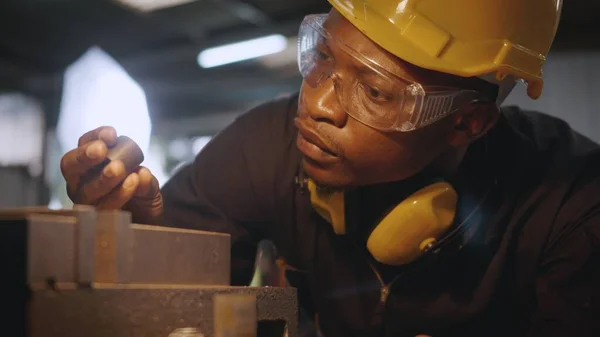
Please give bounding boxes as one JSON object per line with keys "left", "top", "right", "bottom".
{"left": 308, "top": 179, "right": 459, "bottom": 265}
{"left": 308, "top": 178, "right": 496, "bottom": 266}
{"left": 308, "top": 179, "right": 347, "bottom": 235}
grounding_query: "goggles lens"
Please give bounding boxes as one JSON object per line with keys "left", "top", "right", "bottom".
{"left": 298, "top": 14, "right": 485, "bottom": 132}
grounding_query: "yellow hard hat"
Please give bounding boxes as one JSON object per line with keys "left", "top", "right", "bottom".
{"left": 327, "top": 0, "right": 563, "bottom": 100}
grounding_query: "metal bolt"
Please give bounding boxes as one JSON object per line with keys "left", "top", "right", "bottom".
{"left": 168, "top": 327, "right": 205, "bottom": 337}
{"left": 423, "top": 242, "right": 436, "bottom": 253}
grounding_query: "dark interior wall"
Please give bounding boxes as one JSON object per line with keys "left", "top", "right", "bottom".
{"left": 504, "top": 51, "right": 600, "bottom": 142}
{"left": 0, "top": 166, "right": 48, "bottom": 208}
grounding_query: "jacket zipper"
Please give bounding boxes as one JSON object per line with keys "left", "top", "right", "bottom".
{"left": 349, "top": 241, "right": 397, "bottom": 315}
{"left": 364, "top": 256, "right": 392, "bottom": 308}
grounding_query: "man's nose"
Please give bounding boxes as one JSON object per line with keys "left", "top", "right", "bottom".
{"left": 304, "top": 78, "right": 347, "bottom": 128}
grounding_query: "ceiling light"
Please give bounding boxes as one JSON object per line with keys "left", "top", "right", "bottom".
{"left": 197, "top": 34, "right": 288, "bottom": 69}
{"left": 259, "top": 36, "right": 298, "bottom": 69}
{"left": 114, "top": 0, "right": 198, "bottom": 13}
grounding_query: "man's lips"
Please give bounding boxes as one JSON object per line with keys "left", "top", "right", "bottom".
{"left": 294, "top": 118, "right": 341, "bottom": 164}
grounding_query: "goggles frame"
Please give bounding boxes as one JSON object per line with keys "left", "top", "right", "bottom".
{"left": 298, "top": 14, "right": 488, "bottom": 132}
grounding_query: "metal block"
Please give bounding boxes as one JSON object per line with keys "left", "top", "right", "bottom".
{"left": 28, "top": 285, "right": 298, "bottom": 337}
{"left": 0, "top": 207, "right": 230, "bottom": 285}
{"left": 27, "top": 213, "right": 78, "bottom": 285}
{"left": 95, "top": 210, "right": 230, "bottom": 285}
{"left": 72, "top": 205, "right": 98, "bottom": 284}
{"left": 214, "top": 293, "right": 257, "bottom": 337}
{"left": 0, "top": 207, "right": 92, "bottom": 337}
{"left": 128, "top": 224, "right": 230, "bottom": 285}
{"left": 0, "top": 206, "right": 98, "bottom": 284}
{"left": 0, "top": 207, "right": 237, "bottom": 336}
{"left": 94, "top": 210, "right": 132, "bottom": 283}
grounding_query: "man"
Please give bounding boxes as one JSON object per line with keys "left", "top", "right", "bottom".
{"left": 60, "top": 0, "right": 600, "bottom": 336}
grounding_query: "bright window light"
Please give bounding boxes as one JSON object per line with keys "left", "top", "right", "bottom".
{"left": 58, "top": 46, "right": 168, "bottom": 187}
{"left": 197, "top": 34, "right": 288, "bottom": 68}
{"left": 58, "top": 47, "right": 151, "bottom": 154}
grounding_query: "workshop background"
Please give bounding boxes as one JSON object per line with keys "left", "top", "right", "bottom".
{"left": 0, "top": 0, "right": 598, "bottom": 209}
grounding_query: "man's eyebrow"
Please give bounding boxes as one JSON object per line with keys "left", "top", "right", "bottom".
{"left": 316, "top": 39, "right": 333, "bottom": 54}
{"left": 355, "top": 62, "right": 404, "bottom": 84}
{"left": 320, "top": 35, "right": 409, "bottom": 83}
{"left": 355, "top": 65, "right": 379, "bottom": 78}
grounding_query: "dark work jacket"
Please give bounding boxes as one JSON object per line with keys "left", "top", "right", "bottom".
{"left": 161, "top": 93, "right": 600, "bottom": 337}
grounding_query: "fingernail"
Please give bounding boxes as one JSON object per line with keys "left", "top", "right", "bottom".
{"left": 99, "top": 129, "right": 111, "bottom": 138}
{"left": 99, "top": 128, "right": 116, "bottom": 143}
{"left": 103, "top": 166, "right": 115, "bottom": 178}
{"left": 86, "top": 143, "right": 101, "bottom": 159}
{"left": 123, "top": 175, "right": 137, "bottom": 189}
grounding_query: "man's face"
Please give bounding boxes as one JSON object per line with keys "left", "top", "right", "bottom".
{"left": 296, "top": 10, "right": 476, "bottom": 189}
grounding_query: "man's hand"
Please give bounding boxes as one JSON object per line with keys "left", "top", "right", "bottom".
{"left": 60, "top": 126, "right": 163, "bottom": 224}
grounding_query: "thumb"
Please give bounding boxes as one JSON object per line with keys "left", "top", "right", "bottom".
{"left": 124, "top": 167, "right": 163, "bottom": 225}
{"left": 125, "top": 192, "right": 163, "bottom": 225}
{"left": 134, "top": 167, "right": 160, "bottom": 199}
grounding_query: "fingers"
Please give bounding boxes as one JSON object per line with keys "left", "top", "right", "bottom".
{"left": 61, "top": 140, "right": 109, "bottom": 188}
{"left": 77, "top": 160, "right": 129, "bottom": 204}
{"left": 62, "top": 126, "right": 118, "bottom": 191}
{"left": 95, "top": 173, "right": 140, "bottom": 210}
{"left": 78, "top": 126, "right": 117, "bottom": 147}
{"left": 95, "top": 167, "right": 163, "bottom": 219}
{"left": 62, "top": 127, "right": 160, "bottom": 211}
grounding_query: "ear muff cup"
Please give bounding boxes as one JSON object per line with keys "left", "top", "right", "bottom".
{"left": 308, "top": 179, "right": 458, "bottom": 266}
{"left": 366, "top": 182, "right": 457, "bottom": 265}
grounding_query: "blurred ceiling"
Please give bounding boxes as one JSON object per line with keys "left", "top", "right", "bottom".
{"left": 0, "top": 0, "right": 599, "bottom": 132}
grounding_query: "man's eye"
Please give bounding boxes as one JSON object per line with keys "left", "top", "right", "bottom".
{"left": 361, "top": 83, "right": 392, "bottom": 102}
{"left": 316, "top": 49, "right": 331, "bottom": 61}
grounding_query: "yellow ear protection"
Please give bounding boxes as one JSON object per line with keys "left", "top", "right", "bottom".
{"left": 308, "top": 179, "right": 459, "bottom": 266}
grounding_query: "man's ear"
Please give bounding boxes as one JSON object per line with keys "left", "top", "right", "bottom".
{"left": 448, "top": 103, "right": 500, "bottom": 147}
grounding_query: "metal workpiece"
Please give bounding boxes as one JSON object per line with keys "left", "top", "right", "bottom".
{"left": 0, "top": 207, "right": 92, "bottom": 285}
{"left": 72, "top": 205, "right": 99, "bottom": 284}
{"left": 29, "top": 284, "right": 298, "bottom": 337}
{"left": 26, "top": 213, "right": 78, "bottom": 284}
{"left": 0, "top": 207, "right": 231, "bottom": 286}
{"left": 120, "top": 222, "right": 230, "bottom": 285}
{"left": 94, "top": 210, "right": 231, "bottom": 285}
{"left": 0, "top": 206, "right": 298, "bottom": 337}
{"left": 105, "top": 135, "right": 145, "bottom": 174}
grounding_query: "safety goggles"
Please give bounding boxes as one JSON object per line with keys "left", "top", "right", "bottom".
{"left": 297, "top": 14, "right": 488, "bottom": 132}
